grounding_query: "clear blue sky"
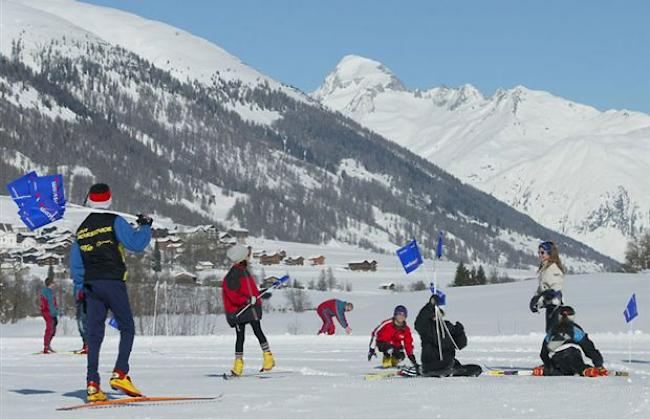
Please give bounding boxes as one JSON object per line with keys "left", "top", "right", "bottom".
{"left": 82, "top": 0, "right": 650, "bottom": 113}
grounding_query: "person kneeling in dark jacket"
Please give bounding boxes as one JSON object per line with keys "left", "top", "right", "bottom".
{"left": 535, "top": 306, "right": 607, "bottom": 377}
{"left": 413, "top": 295, "right": 482, "bottom": 377}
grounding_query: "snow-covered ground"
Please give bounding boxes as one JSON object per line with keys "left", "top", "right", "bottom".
{"left": 2, "top": 272, "right": 649, "bottom": 418}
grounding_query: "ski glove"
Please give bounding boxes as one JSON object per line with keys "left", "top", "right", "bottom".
{"left": 136, "top": 214, "right": 153, "bottom": 226}
{"left": 529, "top": 294, "right": 541, "bottom": 313}
{"left": 248, "top": 296, "right": 257, "bottom": 305}
{"left": 368, "top": 347, "right": 376, "bottom": 361}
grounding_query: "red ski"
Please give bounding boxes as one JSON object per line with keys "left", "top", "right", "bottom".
{"left": 56, "top": 394, "right": 222, "bottom": 411}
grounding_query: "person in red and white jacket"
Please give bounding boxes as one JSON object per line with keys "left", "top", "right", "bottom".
{"left": 222, "top": 245, "right": 274, "bottom": 376}
{"left": 368, "top": 305, "right": 419, "bottom": 371}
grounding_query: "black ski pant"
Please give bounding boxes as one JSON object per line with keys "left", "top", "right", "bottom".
{"left": 545, "top": 305, "right": 560, "bottom": 333}
{"left": 377, "top": 342, "right": 404, "bottom": 360}
{"left": 545, "top": 347, "right": 588, "bottom": 376}
{"left": 235, "top": 320, "right": 269, "bottom": 356}
{"left": 422, "top": 360, "right": 482, "bottom": 377}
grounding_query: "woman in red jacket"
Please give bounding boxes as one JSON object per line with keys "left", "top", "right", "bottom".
{"left": 222, "top": 245, "right": 274, "bottom": 376}
{"left": 368, "top": 305, "right": 419, "bottom": 371}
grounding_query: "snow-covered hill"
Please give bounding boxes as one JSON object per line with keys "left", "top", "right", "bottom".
{"left": 0, "top": 1, "right": 621, "bottom": 271}
{"left": 313, "top": 55, "right": 650, "bottom": 261}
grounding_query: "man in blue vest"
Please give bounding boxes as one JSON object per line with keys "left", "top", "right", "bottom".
{"left": 70, "top": 183, "right": 152, "bottom": 402}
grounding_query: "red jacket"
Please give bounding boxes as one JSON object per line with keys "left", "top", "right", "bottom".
{"left": 370, "top": 318, "right": 414, "bottom": 356}
{"left": 40, "top": 287, "right": 58, "bottom": 319}
{"left": 222, "top": 262, "right": 261, "bottom": 314}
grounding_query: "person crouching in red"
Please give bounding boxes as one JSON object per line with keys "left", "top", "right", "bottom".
{"left": 368, "top": 305, "right": 419, "bottom": 371}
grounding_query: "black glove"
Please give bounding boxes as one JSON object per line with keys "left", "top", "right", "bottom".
{"left": 367, "top": 347, "right": 376, "bottom": 361}
{"left": 529, "top": 294, "right": 541, "bottom": 313}
{"left": 408, "top": 354, "right": 418, "bottom": 366}
{"left": 136, "top": 214, "right": 153, "bottom": 226}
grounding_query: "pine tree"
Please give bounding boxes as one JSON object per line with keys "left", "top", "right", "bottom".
{"left": 326, "top": 267, "right": 337, "bottom": 290}
{"left": 452, "top": 261, "right": 471, "bottom": 287}
{"left": 316, "top": 269, "right": 328, "bottom": 291}
{"left": 476, "top": 265, "right": 487, "bottom": 285}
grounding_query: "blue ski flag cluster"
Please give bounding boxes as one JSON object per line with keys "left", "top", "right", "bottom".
{"left": 397, "top": 239, "right": 423, "bottom": 274}
{"left": 624, "top": 294, "right": 638, "bottom": 323}
{"left": 6, "top": 171, "right": 66, "bottom": 230}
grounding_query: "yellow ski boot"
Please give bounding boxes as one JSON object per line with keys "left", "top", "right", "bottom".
{"left": 391, "top": 357, "right": 401, "bottom": 367}
{"left": 86, "top": 381, "right": 107, "bottom": 403}
{"left": 261, "top": 351, "right": 275, "bottom": 372}
{"left": 231, "top": 357, "right": 244, "bottom": 376}
{"left": 109, "top": 369, "right": 142, "bottom": 397}
{"left": 382, "top": 356, "right": 392, "bottom": 368}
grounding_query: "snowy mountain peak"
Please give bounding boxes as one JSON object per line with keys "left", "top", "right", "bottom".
{"left": 312, "top": 55, "right": 405, "bottom": 102}
{"left": 313, "top": 55, "right": 650, "bottom": 261}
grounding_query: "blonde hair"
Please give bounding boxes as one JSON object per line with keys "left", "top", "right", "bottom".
{"left": 538, "top": 241, "right": 565, "bottom": 273}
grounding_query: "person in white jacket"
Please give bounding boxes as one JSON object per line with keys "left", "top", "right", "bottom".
{"left": 529, "top": 241, "right": 565, "bottom": 332}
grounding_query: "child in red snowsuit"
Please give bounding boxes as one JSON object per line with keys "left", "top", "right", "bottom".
{"left": 40, "top": 277, "right": 58, "bottom": 353}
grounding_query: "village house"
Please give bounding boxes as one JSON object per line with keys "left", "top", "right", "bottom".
{"left": 0, "top": 224, "right": 17, "bottom": 249}
{"left": 308, "top": 255, "right": 326, "bottom": 266}
{"left": 348, "top": 260, "right": 378, "bottom": 272}
{"left": 284, "top": 256, "right": 304, "bottom": 266}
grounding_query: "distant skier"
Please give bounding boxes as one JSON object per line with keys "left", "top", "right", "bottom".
{"left": 40, "top": 277, "right": 58, "bottom": 354}
{"left": 368, "top": 305, "right": 419, "bottom": 371}
{"left": 222, "top": 244, "right": 274, "bottom": 376}
{"left": 412, "top": 295, "right": 482, "bottom": 377}
{"left": 70, "top": 183, "right": 152, "bottom": 402}
{"left": 316, "top": 298, "right": 353, "bottom": 335}
{"left": 529, "top": 241, "right": 565, "bottom": 332}
{"left": 534, "top": 306, "right": 607, "bottom": 377}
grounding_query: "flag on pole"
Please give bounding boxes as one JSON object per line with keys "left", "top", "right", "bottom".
{"left": 435, "top": 231, "right": 444, "bottom": 259}
{"left": 429, "top": 285, "right": 446, "bottom": 306}
{"left": 396, "top": 239, "right": 423, "bottom": 274}
{"left": 108, "top": 317, "right": 119, "bottom": 330}
{"left": 624, "top": 294, "right": 638, "bottom": 323}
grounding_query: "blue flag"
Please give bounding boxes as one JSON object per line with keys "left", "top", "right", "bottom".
{"left": 108, "top": 317, "right": 119, "bottom": 330}
{"left": 6, "top": 171, "right": 38, "bottom": 208}
{"left": 624, "top": 294, "right": 638, "bottom": 323}
{"left": 397, "top": 239, "right": 423, "bottom": 274}
{"left": 435, "top": 231, "right": 444, "bottom": 259}
{"left": 273, "top": 275, "right": 290, "bottom": 288}
{"left": 429, "top": 284, "right": 447, "bottom": 306}
{"left": 30, "top": 174, "right": 66, "bottom": 207}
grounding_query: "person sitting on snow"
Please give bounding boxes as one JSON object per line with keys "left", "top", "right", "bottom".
{"left": 535, "top": 306, "right": 607, "bottom": 377}
{"left": 368, "top": 305, "right": 419, "bottom": 371}
{"left": 316, "top": 299, "right": 353, "bottom": 335}
{"left": 412, "top": 294, "right": 482, "bottom": 377}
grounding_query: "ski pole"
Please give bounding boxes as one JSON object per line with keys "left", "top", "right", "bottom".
{"left": 235, "top": 275, "right": 289, "bottom": 317}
